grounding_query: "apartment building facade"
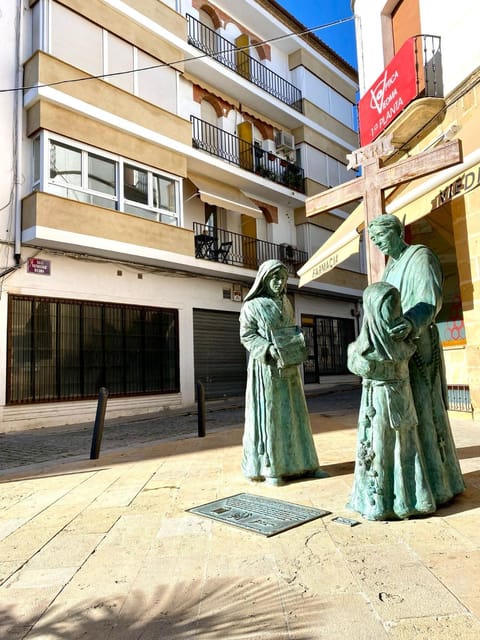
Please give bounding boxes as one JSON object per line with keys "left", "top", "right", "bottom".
{"left": 352, "top": 0, "right": 480, "bottom": 417}
{"left": 0, "top": 0, "right": 362, "bottom": 430}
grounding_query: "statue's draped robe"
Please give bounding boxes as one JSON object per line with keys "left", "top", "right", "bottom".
{"left": 382, "top": 245, "right": 465, "bottom": 504}
{"left": 347, "top": 282, "right": 436, "bottom": 520}
{"left": 239, "top": 295, "right": 319, "bottom": 480}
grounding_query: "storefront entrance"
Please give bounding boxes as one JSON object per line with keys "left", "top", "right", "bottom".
{"left": 301, "top": 314, "right": 355, "bottom": 384}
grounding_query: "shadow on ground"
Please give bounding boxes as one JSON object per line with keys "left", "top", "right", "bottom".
{"left": 0, "top": 577, "right": 321, "bottom": 639}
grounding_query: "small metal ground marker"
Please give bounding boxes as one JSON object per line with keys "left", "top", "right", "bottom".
{"left": 187, "top": 493, "right": 331, "bottom": 537}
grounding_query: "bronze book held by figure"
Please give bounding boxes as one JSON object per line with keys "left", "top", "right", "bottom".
{"left": 271, "top": 326, "right": 308, "bottom": 368}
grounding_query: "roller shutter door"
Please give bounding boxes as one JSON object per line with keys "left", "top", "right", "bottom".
{"left": 193, "top": 309, "right": 247, "bottom": 399}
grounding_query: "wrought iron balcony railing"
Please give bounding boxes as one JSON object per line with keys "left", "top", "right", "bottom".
{"left": 191, "top": 116, "right": 305, "bottom": 193}
{"left": 413, "top": 34, "right": 443, "bottom": 97}
{"left": 187, "top": 14, "right": 302, "bottom": 113}
{"left": 193, "top": 222, "right": 307, "bottom": 275}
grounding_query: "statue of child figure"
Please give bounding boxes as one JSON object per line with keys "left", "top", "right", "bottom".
{"left": 347, "top": 281, "right": 436, "bottom": 520}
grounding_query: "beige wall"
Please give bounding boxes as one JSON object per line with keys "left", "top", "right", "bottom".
{"left": 454, "top": 187, "right": 480, "bottom": 415}
{"left": 22, "top": 192, "right": 194, "bottom": 256}
{"left": 25, "top": 54, "right": 189, "bottom": 177}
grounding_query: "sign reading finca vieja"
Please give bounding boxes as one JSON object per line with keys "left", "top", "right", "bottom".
{"left": 358, "top": 38, "right": 418, "bottom": 146}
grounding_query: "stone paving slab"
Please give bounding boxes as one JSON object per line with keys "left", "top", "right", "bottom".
{"left": 0, "top": 398, "right": 479, "bottom": 639}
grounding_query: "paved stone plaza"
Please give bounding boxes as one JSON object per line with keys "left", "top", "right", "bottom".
{"left": 1, "top": 388, "right": 479, "bottom": 639}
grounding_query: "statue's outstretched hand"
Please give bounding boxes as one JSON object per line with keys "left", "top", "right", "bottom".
{"left": 388, "top": 318, "right": 412, "bottom": 340}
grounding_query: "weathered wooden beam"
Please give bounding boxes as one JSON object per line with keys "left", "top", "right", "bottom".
{"left": 305, "top": 178, "right": 364, "bottom": 217}
{"left": 377, "top": 139, "right": 463, "bottom": 189}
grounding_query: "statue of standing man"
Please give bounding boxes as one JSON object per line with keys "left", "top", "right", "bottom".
{"left": 367, "top": 214, "right": 465, "bottom": 506}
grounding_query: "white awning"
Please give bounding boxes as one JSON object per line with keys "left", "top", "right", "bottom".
{"left": 189, "top": 174, "right": 263, "bottom": 219}
{"left": 298, "top": 205, "right": 364, "bottom": 287}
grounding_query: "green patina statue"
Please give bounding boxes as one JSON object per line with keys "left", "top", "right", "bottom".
{"left": 239, "top": 259, "right": 328, "bottom": 486}
{"left": 348, "top": 281, "right": 436, "bottom": 520}
{"left": 348, "top": 215, "right": 464, "bottom": 520}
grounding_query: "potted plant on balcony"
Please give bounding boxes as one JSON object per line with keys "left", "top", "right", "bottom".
{"left": 260, "top": 167, "right": 275, "bottom": 179}
{"left": 284, "top": 164, "right": 302, "bottom": 190}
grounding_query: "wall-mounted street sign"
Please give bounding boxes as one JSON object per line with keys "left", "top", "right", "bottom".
{"left": 187, "top": 493, "right": 331, "bottom": 537}
{"left": 27, "top": 258, "right": 51, "bottom": 275}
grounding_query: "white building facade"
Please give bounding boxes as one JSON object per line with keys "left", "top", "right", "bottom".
{"left": 0, "top": 0, "right": 363, "bottom": 431}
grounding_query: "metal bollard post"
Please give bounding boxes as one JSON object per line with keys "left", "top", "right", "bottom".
{"left": 197, "top": 380, "right": 206, "bottom": 437}
{"left": 90, "top": 387, "right": 109, "bottom": 459}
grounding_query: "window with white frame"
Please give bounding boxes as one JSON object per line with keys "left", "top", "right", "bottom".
{"left": 123, "top": 163, "right": 178, "bottom": 224}
{"left": 35, "top": 132, "right": 181, "bottom": 225}
{"left": 49, "top": 139, "right": 117, "bottom": 210}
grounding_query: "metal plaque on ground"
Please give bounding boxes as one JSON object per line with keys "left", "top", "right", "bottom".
{"left": 187, "top": 493, "right": 331, "bottom": 537}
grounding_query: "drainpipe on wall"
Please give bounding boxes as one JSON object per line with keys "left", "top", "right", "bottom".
{"left": 13, "top": 1, "right": 24, "bottom": 268}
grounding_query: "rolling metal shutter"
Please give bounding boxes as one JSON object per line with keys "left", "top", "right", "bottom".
{"left": 193, "top": 309, "right": 247, "bottom": 399}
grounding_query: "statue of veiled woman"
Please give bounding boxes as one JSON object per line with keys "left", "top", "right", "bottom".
{"left": 239, "top": 259, "right": 327, "bottom": 486}
{"left": 348, "top": 281, "right": 436, "bottom": 520}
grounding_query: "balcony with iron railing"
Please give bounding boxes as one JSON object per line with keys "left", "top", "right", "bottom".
{"left": 413, "top": 35, "right": 443, "bottom": 98}
{"left": 187, "top": 14, "right": 302, "bottom": 113}
{"left": 193, "top": 222, "right": 307, "bottom": 275}
{"left": 191, "top": 116, "right": 305, "bottom": 193}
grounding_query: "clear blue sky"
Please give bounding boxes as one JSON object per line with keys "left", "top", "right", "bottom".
{"left": 276, "top": 0, "right": 357, "bottom": 69}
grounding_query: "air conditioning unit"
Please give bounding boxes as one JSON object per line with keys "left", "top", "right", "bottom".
{"left": 275, "top": 131, "right": 295, "bottom": 152}
{"left": 262, "top": 139, "right": 276, "bottom": 154}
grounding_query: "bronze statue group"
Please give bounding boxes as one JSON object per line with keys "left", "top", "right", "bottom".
{"left": 239, "top": 215, "right": 465, "bottom": 521}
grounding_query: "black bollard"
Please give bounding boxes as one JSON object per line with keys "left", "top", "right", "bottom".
{"left": 197, "top": 381, "right": 206, "bottom": 437}
{"left": 90, "top": 387, "right": 109, "bottom": 459}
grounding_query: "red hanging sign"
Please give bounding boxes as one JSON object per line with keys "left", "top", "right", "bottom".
{"left": 358, "top": 38, "right": 418, "bottom": 146}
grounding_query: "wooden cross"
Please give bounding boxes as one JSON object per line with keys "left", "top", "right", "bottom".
{"left": 305, "top": 136, "right": 463, "bottom": 283}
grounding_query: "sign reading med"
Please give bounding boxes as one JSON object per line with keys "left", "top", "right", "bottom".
{"left": 358, "top": 38, "right": 418, "bottom": 146}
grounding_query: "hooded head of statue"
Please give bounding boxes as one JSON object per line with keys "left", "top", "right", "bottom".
{"left": 243, "top": 260, "right": 289, "bottom": 302}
